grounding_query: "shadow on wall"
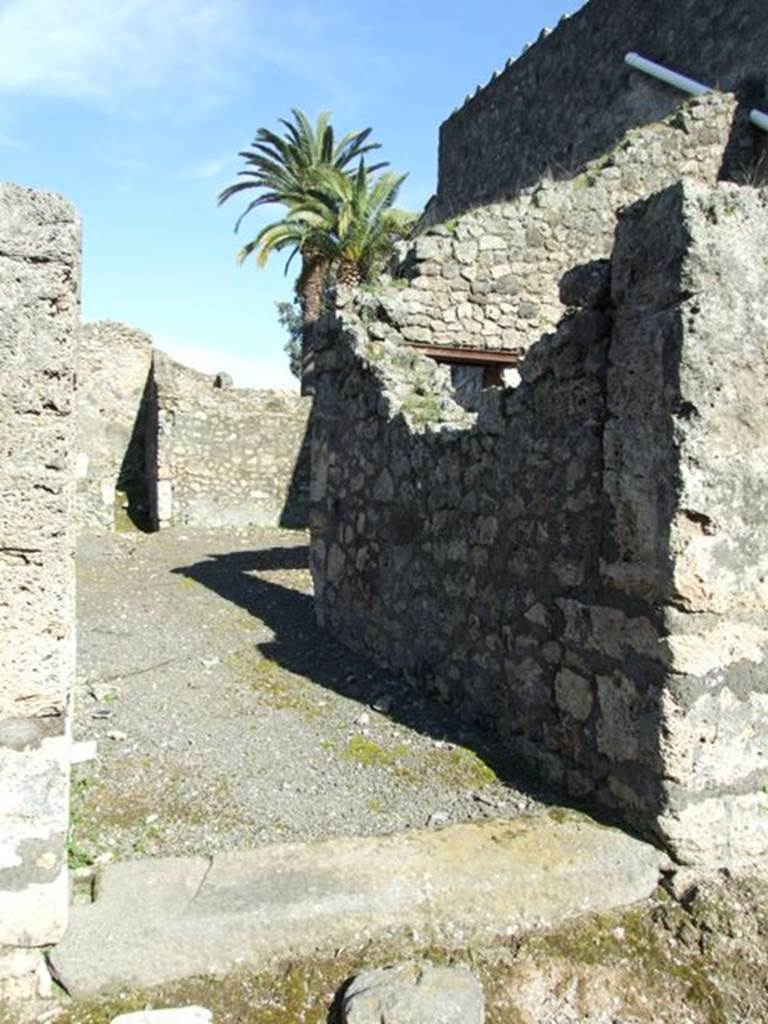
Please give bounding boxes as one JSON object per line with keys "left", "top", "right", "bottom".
{"left": 307, "top": 181, "right": 768, "bottom": 866}
{"left": 718, "top": 91, "right": 768, "bottom": 187}
{"left": 278, "top": 407, "right": 313, "bottom": 530}
{"left": 311, "top": 282, "right": 669, "bottom": 839}
{"left": 109, "top": 357, "right": 312, "bottom": 533}
{"left": 117, "top": 367, "right": 154, "bottom": 532}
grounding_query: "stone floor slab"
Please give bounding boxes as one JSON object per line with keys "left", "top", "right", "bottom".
{"left": 51, "top": 814, "right": 662, "bottom": 995}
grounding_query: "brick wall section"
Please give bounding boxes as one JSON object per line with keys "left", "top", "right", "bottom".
{"left": 310, "top": 180, "right": 768, "bottom": 868}
{"left": 383, "top": 93, "right": 735, "bottom": 357}
{"left": 76, "top": 320, "right": 153, "bottom": 532}
{"left": 150, "top": 350, "right": 311, "bottom": 530}
{"left": 436, "top": 0, "right": 768, "bottom": 215}
{"left": 0, "top": 184, "right": 79, "bottom": 998}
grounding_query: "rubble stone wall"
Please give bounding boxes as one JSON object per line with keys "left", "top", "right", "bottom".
{"left": 311, "top": 180, "right": 768, "bottom": 867}
{"left": 75, "top": 321, "right": 153, "bottom": 532}
{"left": 150, "top": 350, "right": 311, "bottom": 530}
{"left": 0, "top": 184, "right": 79, "bottom": 999}
{"left": 436, "top": 0, "right": 768, "bottom": 216}
{"left": 388, "top": 93, "right": 735, "bottom": 358}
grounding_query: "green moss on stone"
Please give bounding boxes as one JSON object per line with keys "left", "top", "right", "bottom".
{"left": 341, "top": 735, "right": 397, "bottom": 768}
{"left": 439, "top": 746, "right": 498, "bottom": 787}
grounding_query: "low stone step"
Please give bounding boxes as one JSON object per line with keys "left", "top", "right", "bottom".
{"left": 51, "top": 813, "right": 662, "bottom": 995}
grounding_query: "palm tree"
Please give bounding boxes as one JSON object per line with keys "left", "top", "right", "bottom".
{"left": 218, "top": 109, "right": 386, "bottom": 229}
{"left": 218, "top": 109, "right": 386, "bottom": 389}
{"left": 234, "top": 164, "right": 414, "bottom": 290}
{"left": 233, "top": 196, "right": 337, "bottom": 318}
{"left": 315, "top": 163, "right": 415, "bottom": 288}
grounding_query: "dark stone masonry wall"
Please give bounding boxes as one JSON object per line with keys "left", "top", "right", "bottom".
{"left": 0, "top": 184, "right": 79, "bottom": 1000}
{"left": 436, "top": 0, "right": 768, "bottom": 216}
{"left": 311, "top": 180, "right": 768, "bottom": 867}
{"left": 388, "top": 93, "right": 735, "bottom": 357}
{"left": 150, "top": 351, "right": 311, "bottom": 530}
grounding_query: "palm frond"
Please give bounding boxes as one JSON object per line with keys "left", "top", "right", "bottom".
{"left": 221, "top": 108, "right": 410, "bottom": 293}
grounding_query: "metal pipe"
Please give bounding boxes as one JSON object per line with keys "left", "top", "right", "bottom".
{"left": 624, "top": 52, "right": 709, "bottom": 96}
{"left": 624, "top": 51, "right": 768, "bottom": 134}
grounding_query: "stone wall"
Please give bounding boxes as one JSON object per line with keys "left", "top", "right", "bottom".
{"left": 0, "top": 184, "right": 79, "bottom": 1000}
{"left": 150, "top": 350, "right": 311, "bottom": 530}
{"left": 435, "top": 0, "right": 768, "bottom": 216}
{"left": 73, "top": 335, "right": 311, "bottom": 535}
{"left": 605, "top": 181, "right": 768, "bottom": 864}
{"left": 76, "top": 321, "right": 153, "bottom": 532}
{"left": 387, "top": 92, "right": 735, "bottom": 357}
{"left": 310, "top": 180, "right": 768, "bottom": 868}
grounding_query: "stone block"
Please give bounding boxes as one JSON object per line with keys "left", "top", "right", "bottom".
{"left": 658, "top": 791, "right": 768, "bottom": 868}
{"left": 342, "top": 962, "right": 484, "bottom": 1024}
{"left": 596, "top": 674, "right": 640, "bottom": 764}
{"left": 662, "top": 622, "right": 768, "bottom": 678}
{"left": 412, "top": 236, "right": 445, "bottom": 262}
{"left": 554, "top": 668, "right": 593, "bottom": 722}
{"left": 659, "top": 687, "right": 768, "bottom": 792}
{"left": 0, "top": 947, "right": 48, "bottom": 1004}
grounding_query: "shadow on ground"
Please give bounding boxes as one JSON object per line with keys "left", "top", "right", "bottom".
{"left": 172, "top": 543, "right": 548, "bottom": 803}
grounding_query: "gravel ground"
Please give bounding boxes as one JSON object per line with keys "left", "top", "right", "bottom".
{"left": 71, "top": 526, "right": 547, "bottom": 865}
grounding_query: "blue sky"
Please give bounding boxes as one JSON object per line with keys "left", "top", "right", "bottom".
{"left": 0, "top": 0, "right": 582, "bottom": 389}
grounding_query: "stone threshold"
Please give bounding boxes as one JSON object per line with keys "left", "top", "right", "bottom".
{"left": 50, "top": 813, "right": 662, "bottom": 995}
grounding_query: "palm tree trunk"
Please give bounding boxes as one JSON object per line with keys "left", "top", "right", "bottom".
{"left": 298, "top": 252, "right": 329, "bottom": 396}
{"left": 338, "top": 260, "right": 362, "bottom": 289}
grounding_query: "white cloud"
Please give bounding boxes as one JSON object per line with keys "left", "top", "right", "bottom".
{"left": 189, "top": 156, "right": 234, "bottom": 180}
{"left": 0, "top": 0, "right": 247, "bottom": 105}
{"left": 0, "top": 0, "right": 384, "bottom": 115}
{"left": 0, "top": 130, "right": 23, "bottom": 149}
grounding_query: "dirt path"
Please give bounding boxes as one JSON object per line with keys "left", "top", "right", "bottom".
{"left": 71, "top": 526, "right": 544, "bottom": 866}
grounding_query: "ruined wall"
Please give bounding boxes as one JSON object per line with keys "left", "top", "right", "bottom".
{"left": 436, "top": 0, "right": 768, "bottom": 216}
{"left": 76, "top": 321, "right": 153, "bottom": 532}
{"left": 604, "top": 181, "right": 768, "bottom": 864}
{"left": 388, "top": 93, "right": 734, "bottom": 357}
{"left": 311, "top": 180, "right": 768, "bottom": 867}
{"left": 0, "top": 184, "right": 79, "bottom": 1000}
{"left": 151, "top": 350, "right": 311, "bottom": 530}
{"left": 75, "top": 333, "right": 310, "bottom": 536}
